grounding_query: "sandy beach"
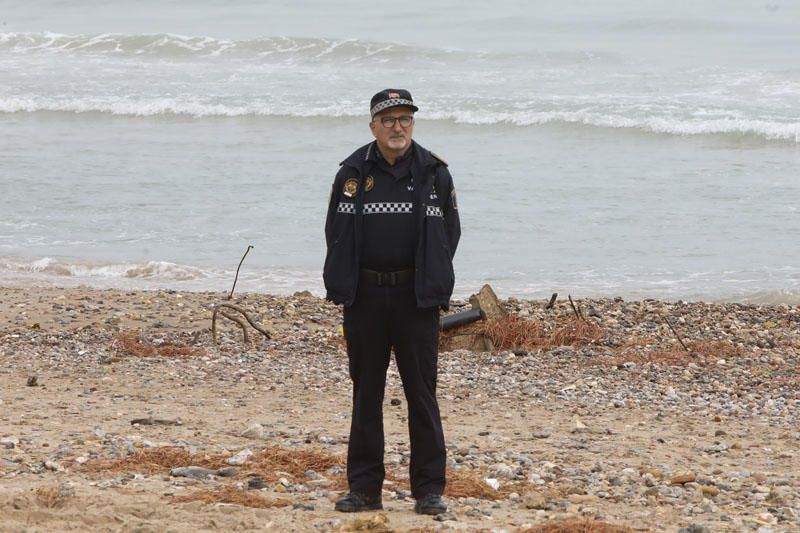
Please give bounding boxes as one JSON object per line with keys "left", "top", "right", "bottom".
{"left": 0, "top": 285, "right": 798, "bottom": 532}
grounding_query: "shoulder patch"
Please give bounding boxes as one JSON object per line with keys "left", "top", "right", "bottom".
{"left": 431, "top": 151, "right": 448, "bottom": 166}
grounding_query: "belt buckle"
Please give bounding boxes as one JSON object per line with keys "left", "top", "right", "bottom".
{"left": 376, "top": 271, "right": 397, "bottom": 287}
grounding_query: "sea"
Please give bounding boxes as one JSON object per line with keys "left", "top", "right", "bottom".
{"left": 1, "top": 1, "right": 799, "bottom": 304}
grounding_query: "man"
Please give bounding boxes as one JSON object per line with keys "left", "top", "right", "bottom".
{"left": 323, "top": 89, "right": 460, "bottom": 515}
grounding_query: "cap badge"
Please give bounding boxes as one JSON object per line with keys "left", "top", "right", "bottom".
{"left": 364, "top": 175, "right": 374, "bottom": 192}
{"left": 343, "top": 178, "right": 358, "bottom": 197}
{"left": 388, "top": 92, "right": 399, "bottom": 98}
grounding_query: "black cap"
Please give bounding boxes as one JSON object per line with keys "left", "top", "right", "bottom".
{"left": 370, "top": 88, "right": 418, "bottom": 118}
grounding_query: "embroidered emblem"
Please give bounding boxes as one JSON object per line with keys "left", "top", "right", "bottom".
{"left": 343, "top": 178, "right": 358, "bottom": 197}
{"left": 426, "top": 206, "right": 443, "bottom": 217}
{"left": 365, "top": 175, "right": 374, "bottom": 192}
{"left": 388, "top": 92, "right": 399, "bottom": 98}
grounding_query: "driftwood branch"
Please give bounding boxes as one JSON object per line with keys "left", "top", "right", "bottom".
{"left": 228, "top": 245, "right": 254, "bottom": 300}
{"left": 546, "top": 293, "right": 558, "bottom": 309}
{"left": 663, "top": 317, "right": 691, "bottom": 354}
{"left": 568, "top": 295, "right": 586, "bottom": 323}
{"left": 221, "top": 310, "right": 250, "bottom": 343}
{"left": 211, "top": 302, "right": 271, "bottom": 346}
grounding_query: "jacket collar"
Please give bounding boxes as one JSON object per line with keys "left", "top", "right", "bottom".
{"left": 341, "top": 140, "right": 438, "bottom": 172}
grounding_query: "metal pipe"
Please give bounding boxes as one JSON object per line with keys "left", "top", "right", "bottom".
{"left": 440, "top": 308, "right": 483, "bottom": 331}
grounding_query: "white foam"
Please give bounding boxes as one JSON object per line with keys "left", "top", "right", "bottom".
{"left": 2, "top": 95, "right": 796, "bottom": 142}
{"left": 4, "top": 257, "right": 207, "bottom": 280}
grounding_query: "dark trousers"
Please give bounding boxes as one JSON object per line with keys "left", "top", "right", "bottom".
{"left": 343, "top": 282, "right": 445, "bottom": 499}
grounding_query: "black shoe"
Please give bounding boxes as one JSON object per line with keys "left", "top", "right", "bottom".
{"left": 334, "top": 492, "right": 383, "bottom": 512}
{"left": 414, "top": 494, "right": 447, "bottom": 515}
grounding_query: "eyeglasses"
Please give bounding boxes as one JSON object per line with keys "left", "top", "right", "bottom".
{"left": 376, "top": 115, "right": 414, "bottom": 128}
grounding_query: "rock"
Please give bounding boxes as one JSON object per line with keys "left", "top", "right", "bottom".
{"left": 1, "top": 437, "right": 18, "bottom": 449}
{"left": 523, "top": 492, "right": 551, "bottom": 510}
{"left": 241, "top": 423, "right": 265, "bottom": 440}
{"left": 247, "top": 477, "right": 266, "bottom": 489}
{"left": 532, "top": 431, "right": 551, "bottom": 439}
{"left": 677, "top": 524, "right": 711, "bottom": 533}
{"left": 216, "top": 467, "right": 240, "bottom": 477}
{"left": 44, "top": 460, "right": 63, "bottom": 472}
{"left": 671, "top": 471, "right": 697, "bottom": 484}
{"left": 489, "top": 463, "right": 516, "bottom": 480}
{"left": 390, "top": 398, "right": 402, "bottom": 406}
{"left": 433, "top": 512, "right": 457, "bottom": 522}
{"left": 26, "top": 376, "right": 38, "bottom": 387}
{"left": 484, "top": 478, "right": 501, "bottom": 490}
{"left": 699, "top": 485, "right": 719, "bottom": 497}
{"left": 226, "top": 448, "right": 253, "bottom": 465}
{"left": 293, "top": 502, "right": 314, "bottom": 511}
{"left": 170, "top": 466, "right": 218, "bottom": 479}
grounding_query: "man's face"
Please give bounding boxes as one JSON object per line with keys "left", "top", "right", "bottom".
{"left": 370, "top": 106, "right": 415, "bottom": 157}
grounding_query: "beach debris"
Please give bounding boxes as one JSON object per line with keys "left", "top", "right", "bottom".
{"left": 663, "top": 316, "right": 691, "bottom": 354}
{"left": 130, "top": 417, "right": 182, "bottom": 426}
{"left": 568, "top": 294, "right": 586, "bottom": 323}
{"left": 545, "top": 292, "right": 558, "bottom": 309}
{"left": 211, "top": 302, "right": 271, "bottom": 345}
{"left": 444, "top": 284, "right": 507, "bottom": 350}
{"left": 210, "top": 244, "right": 272, "bottom": 346}
{"left": 228, "top": 245, "right": 253, "bottom": 300}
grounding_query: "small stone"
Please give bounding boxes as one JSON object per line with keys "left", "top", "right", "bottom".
{"left": 523, "top": 492, "right": 551, "bottom": 510}
{"left": 433, "top": 512, "right": 457, "bottom": 522}
{"left": 170, "top": 466, "right": 217, "bottom": 479}
{"left": 44, "top": 460, "right": 62, "bottom": 472}
{"left": 671, "top": 472, "right": 697, "bottom": 484}
{"left": 390, "top": 398, "right": 402, "bottom": 406}
{"left": 226, "top": 448, "right": 253, "bottom": 466}
{"left": 532, "top": 431, "right": 551, "bottom": 439}
{"left": 241, "top": 423, "right": 265, "bottom": 440}
{"left": 677, "top": 524, "right": 711, "bottom": 533}
{"left": 247, "top": 477, "right": 266, "bottom": 489}
{"left": 293, "top": 502, "right": 314, "bottom": 511}
{"left": 26, "top": 376, "right": 38, "bottom": 387}
{"left": 484, "top": 478, "right": 500, "bottom": 490}
{"left": 700, "top": 485, "right": 719, "bottom": 497}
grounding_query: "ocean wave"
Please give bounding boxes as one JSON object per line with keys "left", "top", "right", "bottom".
{"left": 1, "top": 95, "right": 797, "bottom": 142}
{"left": 0, "top": 31, "right": 434, "bottom": 62}
{"left": 5, "top": 257, "right": 208, "bottom": 281}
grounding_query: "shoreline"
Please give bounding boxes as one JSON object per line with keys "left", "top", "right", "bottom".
{"left": 1, "top": 285, "right": 798, "bottom": 532}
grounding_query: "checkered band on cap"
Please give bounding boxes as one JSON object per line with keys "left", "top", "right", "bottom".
{"left": 371, "top": 98, "right": 416, "bottom": 117}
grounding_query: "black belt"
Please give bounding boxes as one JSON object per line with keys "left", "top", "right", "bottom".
{"left": 359, "top": 268, "right": 414, "bottom": 287}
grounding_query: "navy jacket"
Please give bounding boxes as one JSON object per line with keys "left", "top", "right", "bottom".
{"left": 324, "top": 140, "right": 461, "bottom": 308}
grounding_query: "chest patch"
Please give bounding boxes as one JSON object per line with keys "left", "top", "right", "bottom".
{"left": 343, "top": 178, "right": 358, "bottom": 197}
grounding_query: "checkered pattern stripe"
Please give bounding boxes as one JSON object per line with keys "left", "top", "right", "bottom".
{"left": 426, "top": 206, "right": 443, "bottom": 217}
{"left": 371, "top": 98, "right": 415, "bottom": 117}
{"left": 337, "top": 202, "right": 355, "bottom": 214}
{"left": 363, "top": 202, "right": 412, "bottom": 215}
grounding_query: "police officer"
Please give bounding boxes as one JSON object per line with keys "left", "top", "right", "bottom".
{"left": 324, "top": 89, "right": 460, "bottom": 515}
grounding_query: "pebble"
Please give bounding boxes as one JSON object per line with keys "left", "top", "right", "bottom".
{"left": 241, "top": 423, "right": 265, "bottom": 440}
{"left": 226, "top": 448, "right": 253, "bottom": 466}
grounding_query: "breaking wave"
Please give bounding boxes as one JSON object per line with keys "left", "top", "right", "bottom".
{"left": 1, "top": 95, "right": 797, "bottom": 142}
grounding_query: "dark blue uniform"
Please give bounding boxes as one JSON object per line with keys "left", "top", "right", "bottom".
{"left": 324, "top": 139, "right": 460, "bottom": 501}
